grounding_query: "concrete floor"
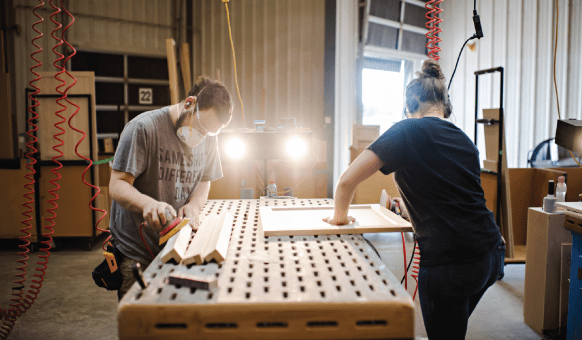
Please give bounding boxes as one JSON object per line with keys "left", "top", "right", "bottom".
{"left": 0, "top": 233, "right": 549, "bottom": 340}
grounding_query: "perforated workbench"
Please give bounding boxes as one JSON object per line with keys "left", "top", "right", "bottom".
{"left": 118, "top": 199, "right": 415, "bottom": 340}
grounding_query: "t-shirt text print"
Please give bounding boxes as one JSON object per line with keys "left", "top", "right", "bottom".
{"left": 158, "top": 148, "right": 206, "bottom": 200}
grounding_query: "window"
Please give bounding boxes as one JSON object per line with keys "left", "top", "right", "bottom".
{"left": 359, "top": 0, "right": 431, "bottom": 133}
{"left": 362, "top": 0, "right": 431, "bottom": 55}
{"left": 362, "top": 59, "right": 406, "bottom": 134}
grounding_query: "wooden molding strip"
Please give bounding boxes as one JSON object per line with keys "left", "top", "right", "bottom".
{"left": 161, "top": 225, "right": 193, "bottom": 264}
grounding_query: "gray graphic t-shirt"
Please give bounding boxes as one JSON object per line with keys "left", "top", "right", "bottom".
{"left": 109, "top": 106, "right": 222, "bottom": 264}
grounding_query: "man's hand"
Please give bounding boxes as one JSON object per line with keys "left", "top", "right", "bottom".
{"left": 143, "top": 201, "right": 176, "bottom": 231}
{"left": 322, "top": 216, "right": 356, "bottom": 226}
{"left": 178, "top": 205, "right": 202, "bottom": 230}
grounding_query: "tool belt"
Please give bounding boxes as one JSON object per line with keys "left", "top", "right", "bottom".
{"left": 92, "top": 240, "right": 123, "bottom": 291}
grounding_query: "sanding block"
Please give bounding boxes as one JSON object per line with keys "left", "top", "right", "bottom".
{"left": 159, "top": 218, "right": 191, "bottom": 245}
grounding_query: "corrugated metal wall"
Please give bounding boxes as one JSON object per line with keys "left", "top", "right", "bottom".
{"left": 191, "top": 0, "right": 326, "bottom": 136}
{"left": 12, "top": 0, "right": 174, "bottom": 144}
{"left": 440, "top": 0, "right": 576, "bottom": 168}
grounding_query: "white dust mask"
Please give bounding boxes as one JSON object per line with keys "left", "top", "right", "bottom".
{"left": 176, "top": 102, "right": 206, "bottom": 148}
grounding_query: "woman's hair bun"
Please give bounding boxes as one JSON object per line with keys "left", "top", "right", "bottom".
{"left": 420, "top": 58, "right": 445, "bottom": 80}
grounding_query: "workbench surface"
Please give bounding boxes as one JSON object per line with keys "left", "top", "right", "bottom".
{"left": 118, "top": 199, "right": 415, "bottom": 340}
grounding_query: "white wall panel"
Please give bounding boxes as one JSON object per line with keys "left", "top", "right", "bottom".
{"left": 441, "top": 0, "right": 579, "bottom": 168}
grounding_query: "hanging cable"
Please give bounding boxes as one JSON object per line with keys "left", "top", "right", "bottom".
{"left": 0, "top": 2, "right": 44, "bottom": 337}
{"left": 448, "top": 1, "right": 484, "bottom": 91}
{"left": 60, "top": 0, "right": 110, "bottom": 249}
{"left": 400, "top": 232, "right": 408, "bottom": 290}
{"left": 401, "top": 239, "right": 416, "bottom": 284}
{"left": 223, "top": 0, "right": 245, "bottom": 127}
{"left": 448, "top": 37, "right": 472, "bottom": 92}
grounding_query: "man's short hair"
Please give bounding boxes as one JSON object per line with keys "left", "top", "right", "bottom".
{"left": 188, "top": 76, "right": 233, "bottom": 126}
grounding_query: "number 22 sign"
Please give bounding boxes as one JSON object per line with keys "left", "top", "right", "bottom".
{"left": 139, "top": 88, "right": 153, "bottom": 105}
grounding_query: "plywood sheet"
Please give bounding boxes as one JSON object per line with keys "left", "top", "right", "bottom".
{"left": 481, "top": 171, "right": 498, "bottom": 217}
{"left": 0, "top": 160, "right": 37, "bottom": 240}
{"left": 555, "top": 202, "right": 582, "bottom": 214}
{"left": 166, "top": 38, "right": 179, "bottom": 105}
{"left": 0, "top": 71, "right": 14, "bottom": 159}
{"left": 508, "top": 168, "right": 534, "bottom": 247}
{"left": 36, "top": 72, "right": 97, "bottom": 162}
{"left": 482, "top": 109, "right": 514, "bottom": 257}
{"left": 260, "top": 204, "right": 412, "bottom": 237}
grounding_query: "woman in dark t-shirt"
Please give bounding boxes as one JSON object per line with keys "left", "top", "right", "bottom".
{"left": 324, "top": 59, "right": 504, "bottom": 340}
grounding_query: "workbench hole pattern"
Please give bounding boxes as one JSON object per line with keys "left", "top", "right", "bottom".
{"left": 123, "top": 199, "right": 409, "bottom": 306}
{"left": 120, "top": 199, "right": 414, "bottom": 339}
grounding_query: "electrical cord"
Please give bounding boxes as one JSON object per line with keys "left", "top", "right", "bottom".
{"left": 362, "top": 236, "right": 381, "bottom": 260}
{"left": 448, "top": 36, "right": 474, "bottom": 92}
{"left": 223, "top": 0, "right": 245, "bottom": 127}
{"left": 448, "top": 0, "right": 483, "bottom": 91}
{"left": 401, "top": 239, "right": 417, "bottom": 285}
{"left": 400, "top": 232, "right": 407, "bottom": 290}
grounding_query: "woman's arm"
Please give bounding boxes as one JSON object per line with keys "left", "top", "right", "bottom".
{"left": 325, "top": 149, "right": 385, "bottom": 225}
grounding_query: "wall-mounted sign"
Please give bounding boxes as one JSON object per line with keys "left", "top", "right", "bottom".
{"left": 139, "top": 88, "right": 153, "bottom": 105}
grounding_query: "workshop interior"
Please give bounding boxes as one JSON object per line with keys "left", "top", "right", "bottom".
{"left": 1, "top": 0, "right": 582, "bottom": 339}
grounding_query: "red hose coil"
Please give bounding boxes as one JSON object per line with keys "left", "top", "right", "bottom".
{"left": 425, "top": 0, "right": 443, "bottom": 61}
{"left": 60, "top": 1, "right": 110, "bottom": 251}
{"left": 0, "top": 2, "right": 44, "bottom": 339}
{"left": 411, "top": 242, "right": 420, "bottom": 300}
{"left": 22, "top": 0, "right": 65, "bottom": 310}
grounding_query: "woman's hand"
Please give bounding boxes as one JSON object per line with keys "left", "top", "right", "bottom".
{"left": 323, "top": 216, "right": 356, "bottom": 225}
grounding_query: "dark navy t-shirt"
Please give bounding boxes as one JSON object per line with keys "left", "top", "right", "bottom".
{"left": 368, "top": 117, "right": 501, "bottom": 267}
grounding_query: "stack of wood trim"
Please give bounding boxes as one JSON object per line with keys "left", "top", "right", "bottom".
{"left": 170, "top": 211, "right": 234, "bottom": 266}
{"left": 161, "top": 225, "right": 193, "bottom": 264}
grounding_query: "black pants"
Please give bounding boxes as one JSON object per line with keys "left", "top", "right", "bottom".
{"left": 418, "top": 240, "right": 505, "bottom": 339}
{"left": 117, "top": 253, "right": 150, "bottom": 301}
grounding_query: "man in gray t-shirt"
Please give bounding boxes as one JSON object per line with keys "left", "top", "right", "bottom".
{"left": 109, "top": 77, "right": 232, "bottom": 300}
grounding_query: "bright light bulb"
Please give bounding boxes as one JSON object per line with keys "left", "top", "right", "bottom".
{"left": 225, "top": 138, "right": 245, "bottom": 159}
{"left": 286, "top": 137, "right": 306, "bottom": 158}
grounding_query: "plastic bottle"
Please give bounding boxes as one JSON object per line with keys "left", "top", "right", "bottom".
{"left": 267, "top": 181, "right": 277, "bottom": 197}
{"left": 543, "top": 180, "right": 557, "bottom": 213}
{"left": 556, "top": 176, "right": 567, "bottom": 202}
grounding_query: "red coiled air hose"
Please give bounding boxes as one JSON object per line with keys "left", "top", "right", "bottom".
{"left": 0, "top": 1, "right": 44, "bottom": 339}
{"left": 22, "top": 0, "right": 65, "bottom": 310}
{"left": 60, "top": 1, "right": 109, "bottom": 250}
{"left": 425, "top": 0, "right": 443, "bottom": 61}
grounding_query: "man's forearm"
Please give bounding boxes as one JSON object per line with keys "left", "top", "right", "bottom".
{"left": 187, "top": 181, "right": 211, "bottom": 210}
{"left": 110, "top": 179, "right": 157, "bottom": 214}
